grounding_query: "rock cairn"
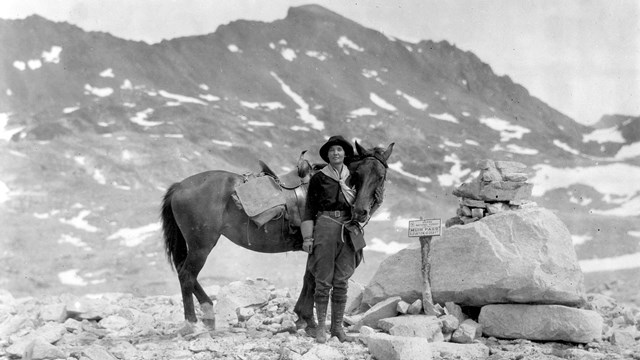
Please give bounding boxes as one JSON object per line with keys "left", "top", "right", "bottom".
{"left": 446, "top": 159, "right": 535, "bottom": 227}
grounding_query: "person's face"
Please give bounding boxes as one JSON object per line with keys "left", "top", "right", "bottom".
{"left": 328, "top": 145, "right": 345, "bottom": 167}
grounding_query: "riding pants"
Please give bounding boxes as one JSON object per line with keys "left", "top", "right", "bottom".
{"left": 308, "top": 214, "right": 356, "bottom": 303}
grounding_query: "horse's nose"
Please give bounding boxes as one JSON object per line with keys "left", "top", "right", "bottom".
{"left": 354, "top": 208, "right": 369, "bottom": 222}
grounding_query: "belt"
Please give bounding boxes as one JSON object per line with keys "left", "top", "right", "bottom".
{"left": 319, "top": 210, "right": 350, "bottom": 219}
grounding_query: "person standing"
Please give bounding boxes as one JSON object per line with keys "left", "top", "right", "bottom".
{"left": 301, "top": 135, "right": 358, "bottom": 343}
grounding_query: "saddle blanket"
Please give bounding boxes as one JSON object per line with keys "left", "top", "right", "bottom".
{"left": 234, "top": 176, "right": 286, "bottom": 217}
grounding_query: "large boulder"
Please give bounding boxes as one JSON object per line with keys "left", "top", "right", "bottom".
{"left": 431, "top": 207, "right": 585, "bottom": 306}
{"left": 479, "top": 304, "right": 603, "bottom": 343}
{"left": 362, "top": 246, "right": 423, "bottom": 306}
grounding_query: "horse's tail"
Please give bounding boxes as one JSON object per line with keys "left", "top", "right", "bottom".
{"left": 161, "top": 183, "right": 188, "bottom": 272}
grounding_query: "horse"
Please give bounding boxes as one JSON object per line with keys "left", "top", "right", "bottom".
{"left": 161, "top": 141, "right": 394, "bottom": 327}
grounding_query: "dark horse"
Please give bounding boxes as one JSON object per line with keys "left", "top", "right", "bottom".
{"left": 161, "top": 141, "right": 394, "bottom": 326}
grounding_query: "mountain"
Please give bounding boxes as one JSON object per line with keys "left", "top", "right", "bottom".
{"left": 0, "top": 5, "right": 638, "bottom": 304}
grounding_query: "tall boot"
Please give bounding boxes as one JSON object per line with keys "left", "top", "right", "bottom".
{"left": 314, "top": 298, "right": 329, "bottom": 344}
{"left": 330, "top": 301, "right": 354, "bottom": 342}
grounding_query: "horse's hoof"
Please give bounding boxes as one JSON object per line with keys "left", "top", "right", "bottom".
{"left": 177, "top": 321, "right": 196, "bottom": 336}
{"left": 202, "top": 317, "right": 216, "bottom": 329}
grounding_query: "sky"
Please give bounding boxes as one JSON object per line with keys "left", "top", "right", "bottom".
{"left": 1, "top": 0, "right": 639, "bottom": 125}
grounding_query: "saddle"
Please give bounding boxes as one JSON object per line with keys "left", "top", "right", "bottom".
{"left": 233, "top": 151, "right": 316, "bottom": 229}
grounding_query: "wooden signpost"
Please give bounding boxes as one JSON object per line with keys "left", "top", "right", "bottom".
{"left": 408, "top": 217, "right": 442, "bottom": 315}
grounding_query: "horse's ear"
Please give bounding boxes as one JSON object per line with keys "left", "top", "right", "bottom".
{"left": 355, "top": 141, "right": 369, "bottom": 156}
{"left": 381, "top": 143, "right": 395, "bottom": 162}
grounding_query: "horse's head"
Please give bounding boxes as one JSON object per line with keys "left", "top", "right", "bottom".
{"left": 348, "top": 141, "right": 394, "bottom": 223}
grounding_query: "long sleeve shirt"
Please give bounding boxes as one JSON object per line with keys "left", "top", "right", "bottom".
{"left": 302, "top": 171, "right": 353, "bottom": 222}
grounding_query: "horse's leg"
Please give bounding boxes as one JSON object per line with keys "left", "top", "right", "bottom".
{"left": 193, "top": 282, "right": 215, "bottom": 328}
{"left": 178, "top": 238, "right": 217, "bottom": 324}
{"left": 294, "top": 260, "right": 317, "bottom": 336}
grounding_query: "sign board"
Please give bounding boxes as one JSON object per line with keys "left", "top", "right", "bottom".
{"left": 408, "top": 219, "right": 442, "bottom": 237}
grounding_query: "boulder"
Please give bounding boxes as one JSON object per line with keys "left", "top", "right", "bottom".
{"left": 346, "top": 279, "right": 365, "bottom": 314}
{"left": 364, "top": 332, "right": 433, "bottom": 360}
{"left": 23, "top": 337, "right": 66, "bottom": 360}
{"left": 362, "top": 246, "right": 423, "bottom": 306}
{"left": 407, "top": 299, "right": 422, "bottom": 315}
{"left": 610, "top": 328, "right": 636, "bottom": 346}
{"left": 479, "top": 304, "right": 603, "bottom": 343}
{"left": 431, "top": 207, "right": 585, "bottom": 306}
{"left": 39, "top": 303, "right": 67, "bottom": 323}
{"left": 356, "top": 296, "right": 401, "bottom": 329}
{"left": 378, "top": 315, "right": 443, "bottom": 342}
{"left": 451, "top": 319, "right": 482, "bottom": 343}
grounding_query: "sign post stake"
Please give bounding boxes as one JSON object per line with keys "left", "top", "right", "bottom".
{"left": 408, "top": 216, "right": 442, "bottom": 316}
{"left": 419, "top": 233, "right": 433, "bottom": 305}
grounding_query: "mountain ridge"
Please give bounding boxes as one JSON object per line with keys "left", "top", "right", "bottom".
{"left": 0, "top": 5, "right": 638, "bottom": 302}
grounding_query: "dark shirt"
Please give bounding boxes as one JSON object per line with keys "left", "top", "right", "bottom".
{"left": 303, "top": 171, "right": 353, "bottom": 221}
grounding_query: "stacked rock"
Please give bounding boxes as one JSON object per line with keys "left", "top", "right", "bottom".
{"left": 446, "top": 159, "right": 536, "bottom": 227}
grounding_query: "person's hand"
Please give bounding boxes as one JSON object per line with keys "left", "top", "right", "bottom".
{"left": 302, "top": 237, "right": 314, "bottom": 254}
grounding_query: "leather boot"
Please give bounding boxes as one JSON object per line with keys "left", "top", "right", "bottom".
{"left": 314, "top": 298, "right": 329, "bottom": 343}
{"left": 330, "top": 301, "right": 354, "bottom": 342}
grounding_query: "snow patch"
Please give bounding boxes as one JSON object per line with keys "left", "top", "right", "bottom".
{"left": 60, "top": 210, "right": 99, "bottom": 233}
{"left": 58, "top": 269, "right": 87, "bottom": 286}
{"left": 199, "top": 94, "right": 221, "bottom": 102}
{"left": 271, "top": 72, "right": 324, "bottom": 130}
{"left": 337, "top": 36, "right": 364, "bottom": 54}
{"left": 247, "top": 121, "right": 275, "bottom": 127}
{"left": 614, "top": 142, "right": 640, "bottom": 160}
{"left": 580, "top": 252, "right": 640, "bottom": 273}
{"left": 571, "top": 234, "right": 592, "bottom": 246}
{"left": 429, "top": 113, "right": 459, "bottom": 123}
{"left": 13, "top": 61, "right": 26, "bottom": 71}
{"left": 240, "top": 101, "right": 284, "bottom": 111}
{"left": 491, "top": 143, "right": 539, "bottom": 155}
{"left": 370, "top": 93, "right": 397, "bottom": 111}
{"left": 100, "top": 68, "right": 114, "bottom": 78}
{"left": 120, "top": 79, "right": 133, "bottom": 90}
{"left": 84, "top": 84, "right": 113, "bottom": 97}
{"left": 553, "top": 140, "right": 580, "bottom": 155}
{"left": 437, "top": 154, "right": 472, "bottom": 187}
{"left": 42, "top": 46, "right": 62, "bottom": 63}
{"left": 388, "top": 161, "right": 432, "bottom": 183}
{"left": 305, "top": 51, "right": 328, "bottom": 61}
{"left": 583, "top": 127, "right": 625, "bottom": 144}
{"left": 27, "top": 59, "right": 42, "bottom": 70}
{"left": 228, "top": 44, "right": 241, "bottom": 53}
{"left": 281, "top": 48, "right": 296, "bottom": 61}
{"left": 212, "top": 139, "right": 233, "bottom": 147}
{"left": 0, "top": 181, "right": 10, "bottom": 203}
{"left": 199, "top": 84, "right": 209, "bottom": 91}
{"left": 159, "top": 90, "right": 207, "bottom": 106}
{"left": 396, "top": 90, "right": 428, "bottom": 110}
{"left": 479, "top": 116, "right": 530, "bottom": 142}
{"left": 63, "top": 106, "right": 79, "bottom": 114}
{"left": 58, "top": 234, "right": 91, "bottom": 250}
{"left": 107, "top": 223, "right": 161, "bottom": 247}
{"left": 130, "top": 108, "right": 162, "bottom": 127}
{"left": 0, "top": 113, "right": 24, "bottom": 141}
{"left": 349, "top": 108, "right": 377, "bottom": 117}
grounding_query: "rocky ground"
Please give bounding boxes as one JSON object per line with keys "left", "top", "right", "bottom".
{"left": 1, "top": 278, "right": 639, "bottom": 360}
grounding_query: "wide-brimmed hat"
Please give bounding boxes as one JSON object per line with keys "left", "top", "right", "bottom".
{"left": 319, "top": 135, "right": 354, "bottom": 163}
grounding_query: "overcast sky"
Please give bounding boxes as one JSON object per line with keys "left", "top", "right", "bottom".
{"left": 1, "top": 0, "right": 638, "bottom": 125}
